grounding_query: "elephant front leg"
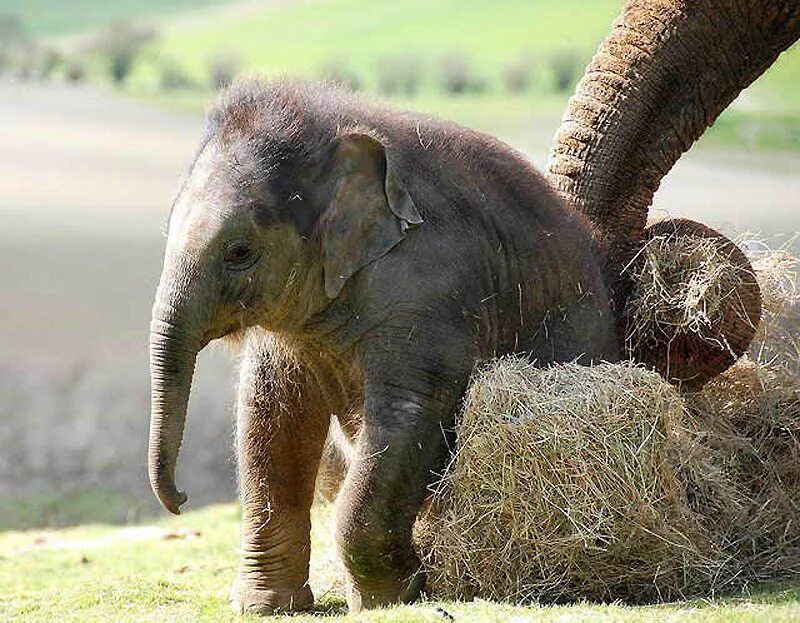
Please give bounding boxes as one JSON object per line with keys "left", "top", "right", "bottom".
{"left": 231, "top": 345, "right": 333, "bottom": 615}
{"left": 335, "top": 353, "right": 467, "bottom": 611}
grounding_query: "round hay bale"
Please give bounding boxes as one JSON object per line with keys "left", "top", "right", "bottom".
{"left": 623, "top": 218, "right": 761, "bottom": 389}
{"left": 415, "top": 359, "right": 719, "bottom": 604}
{"left": 416, "top": 356, "right": 800, "bottom": 604}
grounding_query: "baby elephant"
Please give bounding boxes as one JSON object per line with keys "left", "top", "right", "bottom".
{"left": 147, "top": 80, "right": 618, "bottom": 614}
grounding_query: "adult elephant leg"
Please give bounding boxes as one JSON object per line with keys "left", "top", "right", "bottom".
{"left": 231, "top": 333, "right": 345, "bottom": 615}
{"left": 336, "top": 339, "right": 469, "bottom": 611}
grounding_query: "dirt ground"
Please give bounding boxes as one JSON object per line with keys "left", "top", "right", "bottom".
{"left": 2, "top": 80, "right": 797, "bottom": 358}
{"left": 0, "top": 80, "right": 201, "bottom": 361}
{"left": 0, "top": 79, "right": 796, "bottom": 507}
{"left": 0, "top": 81, "right": 233, "bottom": 508}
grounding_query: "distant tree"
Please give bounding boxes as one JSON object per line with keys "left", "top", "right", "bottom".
{"left": 548, "top": 49, "right": 582, "bottom": 93}
{"left": 0, "top": 14, "right": 29, "bottom": 51}
{"left": 376, "top": 54, "right": 422, "bottom": 97}
{"left": 38, "top": 48, "right": 63, "bottom": 80}
{"left": 208, "top": 53, "right": 240, "bottom": 90}
{"left": 439, "top": 52, "right": 486, "bottom": 95}
{"left": 93, "top": 21, "right": 158, "bottom": 85}
{"left": 0, "top": 13, "right": 35, "bottom": 77}
{"left": 15, "top": 56, "right": 35, "bottom": 80}
{"left": 320, "top": 57, "right": 361, "bottom": 92}
{"left": 160, "top": 61, "right": 196, "bottom": 91}
{"left": 64, "top": 58, "right": 86, "bottom": 83}
{"left": 503, "top": 53, "right": 535, "bottom": 93}
{"left": 0, "top": 50, "right": 11, "bottom": 74}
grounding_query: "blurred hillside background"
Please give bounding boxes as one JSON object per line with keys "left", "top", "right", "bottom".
{"left": 0, "top": 0, "right": 797, "bottom": 529}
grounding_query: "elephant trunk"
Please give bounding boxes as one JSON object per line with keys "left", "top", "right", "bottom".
{"left": 148, "top": 259, "right": 205, "bottom": 515}
{"left": 547, "top": 0, "right": 800, "bottom": 271}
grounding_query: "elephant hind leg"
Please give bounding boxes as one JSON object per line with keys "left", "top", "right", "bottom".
{"left": 316, "top": 415, "right": 355, "bottom": 503}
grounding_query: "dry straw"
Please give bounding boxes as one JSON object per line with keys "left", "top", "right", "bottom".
{"left": 416, "top": 360, "right": 714, "bottom": 603}
{"left": 416, "top": 242, "right": 799, "bottom": 604}
{"left": 744, "top": 237, "right": 799, "bottom": 375}
{"left": 621, "top": 221, "right": 762, "bottom": 387}
{"left": 684, "top": 358, "right": 799, "bottom": 582}
{"left": 625, "top": 233, "right": 751, "bottom": 353}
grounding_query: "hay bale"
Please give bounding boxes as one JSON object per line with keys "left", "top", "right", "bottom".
{"left": 416, "top": 357, "right": 800, "bottom": 604}
{"left": 744, "top": 240, "right": 799, "bottom": 376}
{"left": 680, "top": 240, "right": 800, "bottom": 579}
{"left": 623, "top": 218, "right": 761, "bottom": 388}
{"left": 416, "top": 360, "right": 718, "bottom": 603}
{"left": 413, "top": 230, "right": 797, "bottom": 604}
{"left": 684, "top": 358, "right": 800, "bottom": 581}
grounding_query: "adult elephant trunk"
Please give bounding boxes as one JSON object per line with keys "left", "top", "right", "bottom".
{"left": 148, "top": 256, "right": 205, "bottom": 515}
{"left": 547, "top": 0, "right": 800, "bottom": 271}
{"left": 547, "top": 0, "right": 799, "bottom": 386}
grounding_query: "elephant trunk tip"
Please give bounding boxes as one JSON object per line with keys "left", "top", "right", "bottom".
{"left": 149, "top": 466, "right": 188, "bottom": 515}
{"left": 154, "top": 485, "right": 188, "bottom": 516}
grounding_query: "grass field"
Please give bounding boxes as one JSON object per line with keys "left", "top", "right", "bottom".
{"left": 1, "top": 6, "right": 799, "bottom": 623}
{"left": 124, "top": 0, "right": 800, "bottom": 151}
{"left": 7, "top": 0, "right": 799, "bottom": 150}
{"left": 134, "top": 0, "right": 620, "bottom": 90}
{"left": 2, "top": 501, "right": 799, "bottom": 622}
{"left": 125, "top": 0, "right": 800, "bottom": 109}
{"left": 0, "top": 0, "right": 235, "bottom": 36}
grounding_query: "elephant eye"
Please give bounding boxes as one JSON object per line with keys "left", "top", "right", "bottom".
{"left": 223, "top": 239, "right": 259, "bottom": 270}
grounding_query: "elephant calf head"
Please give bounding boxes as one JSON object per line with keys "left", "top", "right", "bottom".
{"left": 148, "top": 93, "right": 420, "bottom": 513}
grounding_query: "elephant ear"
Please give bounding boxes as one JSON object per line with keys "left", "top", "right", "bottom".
{"left": 319, "top": 132, "right": 422, "bottom": 299}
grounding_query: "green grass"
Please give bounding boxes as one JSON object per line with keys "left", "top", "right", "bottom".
{"left": 703, "top": 109, "right": 800, "bottom": 152}
{"left": 122, "top": 0, "right": 799, "bottom": 110}
{"left": 0, "top": 489, "right": 155, "bottom": 532}
{"left": 2, "top": 499, "right": 799, "bottom": 622}
{"left": 134, "top": 0, "right": 621, "bottom": 90}
{"left": 10, "top": 0, "right": 800, "bottom": 116}
{"left": 115, "top": 0, "right": 800, "bottom": 154}
{"left": 10, "top": 0, "right": 798, "bottom": 152}
{"left": 0, "top": 0, "right": 235, "bottom": 36}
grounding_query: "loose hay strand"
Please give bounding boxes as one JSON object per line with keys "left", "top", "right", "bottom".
{"left": 417, "top": 361, "right": 715, "bottom": 603}
{"left": 624, "top": 232, "right": 755, "bottom": 355}
{"left": 742, "top": 237, "right": 800, "bottom": 375}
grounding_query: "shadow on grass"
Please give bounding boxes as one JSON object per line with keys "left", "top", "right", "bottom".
{"left": 710, "top": 582, "right": 800, "bottom": 607}
{"left": 312, "top": 593, "right": 349, "bottom": 617}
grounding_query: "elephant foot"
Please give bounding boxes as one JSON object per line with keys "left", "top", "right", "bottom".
{"left": 346, "top": 570, "right": 425, "bottom": 612}
{"left": 230, "top": 576, "right": 314, "bottom": 615}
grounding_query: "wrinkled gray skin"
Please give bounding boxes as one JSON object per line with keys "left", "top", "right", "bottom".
{"left": 148, "top": 81, "right": 619, "bottom": 615}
